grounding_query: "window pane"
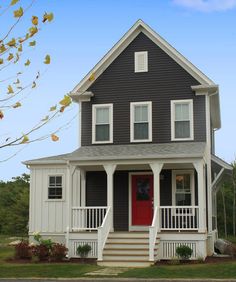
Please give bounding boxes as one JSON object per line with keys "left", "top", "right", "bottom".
{"left": 175, "top": 121, "right": 190, "bottom": 138}
{"left": 176, "top": 174, "right": 191, "bottom": 192}
{"left": 49, "top": 176, "right": 55, "bottom": 186}
{"left": 96, "top": 124, "right": 109, "bottom": 141}
{"left": 175, "top": 103, "right": 189, "bottom": 120}
{"left": 134, "top": 123, "right": 148, "bottom": 140}
{"left": 96, "top": 107, "right": 109, "bottom": 124}
{"left": 56, "top": 176, "right": 62, "bottom": 186}
{"left": 134, "top": 105, "right": 148, "bottom": 122}
{"left": 136, "top": 178, "right": 150, "bottom": 201}
{"left": 176, "top": 193, "right": 191, "bottom": 206}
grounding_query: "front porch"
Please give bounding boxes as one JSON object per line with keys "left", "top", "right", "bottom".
{"left": 66, "top": 158, "right": 208, "bottom": 265}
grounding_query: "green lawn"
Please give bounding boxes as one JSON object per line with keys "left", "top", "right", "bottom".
{"left": 0, "top": 235, "right": 236, "bottom": 278}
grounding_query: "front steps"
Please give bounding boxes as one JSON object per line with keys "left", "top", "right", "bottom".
{"left": 97, "top": 231, "right": 159, "bottom": 267}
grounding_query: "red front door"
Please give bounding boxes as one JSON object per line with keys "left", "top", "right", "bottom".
{"left": 132, "top": 174, "right": 153, "bottom": 226}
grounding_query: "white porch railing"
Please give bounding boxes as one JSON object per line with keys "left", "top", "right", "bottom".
{"left": 97, "top": 206, "right": 112, "bottom": 261}
{"left": 160, "top": 206, "right": 199, "bottom": 230}
{"left": 72, "top": 207, "right": 107, "bottom": 231}
{"left": 149, "top": 206, "right": 159, "bottom": 261}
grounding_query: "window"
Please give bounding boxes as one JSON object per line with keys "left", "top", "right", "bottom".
{"left": 134, "top": 51, "right": 148, "bottom": 72}
{"left": 48, "top": 176, "right": 63, "bottom": 200}
{"left": 171, "top": 100, "right": 193, "bottom": 141}
{"left": 172, "top": 170, "right": 194, "bottom": 206}
{"left": 130, "top": 101, "right": 152, "bottom": 142}
{"left": 92, "top": 104, "right": 113, "bottom": 144}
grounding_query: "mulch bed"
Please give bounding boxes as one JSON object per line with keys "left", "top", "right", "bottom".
{"left": 155, "top": 256, "right": 236, "bottom": 266}
{"left": 6, "top": 257, "right": 97, "bottom": 264}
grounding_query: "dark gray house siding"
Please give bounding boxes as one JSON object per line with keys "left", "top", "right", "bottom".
{"left": 86, "top": 169, "right": 199, "bottom": 231}
{"left": 81, "top": 32, "right": 206, "bottom": 146}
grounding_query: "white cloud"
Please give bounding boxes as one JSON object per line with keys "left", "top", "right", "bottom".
{"left": 172, "top": 0, "right": 236, "bottom": 12}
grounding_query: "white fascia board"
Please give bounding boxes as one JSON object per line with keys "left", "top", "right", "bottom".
{"left": 70, "top": 91, "right": 94, "bottom": 103}
{"left": 22, "top": 159, "right": 68, "bottom": 166}
{"left": 71, "top": 19, "right": 215, "bottom": 97}
{"left": 211, "top": 155, "right": 233, "bottom": 171}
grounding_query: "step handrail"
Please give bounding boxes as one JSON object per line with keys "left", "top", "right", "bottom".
{"left": 97, "top": 206, "right": 111, "bottom": 261}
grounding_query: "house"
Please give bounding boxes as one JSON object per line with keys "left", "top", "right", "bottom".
{"left": 24, "top": 20, "right": 232, "bottom": 267}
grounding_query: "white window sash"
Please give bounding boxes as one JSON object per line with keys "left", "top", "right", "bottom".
{"left": 92, "top": 104, "right": 113, "bottom": 144}
{"left": 130, "top": 101, "right": 152, "bottom": 142}
{"left": 171, "top": 99, "right": 194, "bottom": 141}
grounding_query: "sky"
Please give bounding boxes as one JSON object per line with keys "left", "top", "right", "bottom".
{"left": 0, "top": 0, "right": 236, "bottom": 180}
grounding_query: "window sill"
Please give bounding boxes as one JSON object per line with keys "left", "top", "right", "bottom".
{"left": 45, "top": 199, "right": 65, "bottom": 202}
{"left": 92, "top": 140, "right": 113, "bottom": 144}
{"left": 171, "top": 138, "right": 194, "bottom": 141}
{"left": 130, "top": 139, "right": 152, "bottom": 143}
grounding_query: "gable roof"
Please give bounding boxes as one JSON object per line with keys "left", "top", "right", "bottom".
{"left": 70, "top": 19, "right": 215, "bottom": 98}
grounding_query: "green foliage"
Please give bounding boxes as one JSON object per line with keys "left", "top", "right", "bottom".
{"left": 0, "top": 174, "right": 29, "bottom": 235}
{"left": 176, "top": 245, "right": 193, "bottom": 260}
{"left": 76, "top": 244, "right": 91, "bottom": 258}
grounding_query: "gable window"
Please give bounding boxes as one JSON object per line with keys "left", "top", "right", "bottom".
{"left": 92, "top": 104, "right": 113, "bottom": 144}
{"left": 172, "top": 170, "right": 194, "bottom": 206}
{"left": 134, "top": 51, "right": 148, "bottom": 72}
{"left": 171, "top": 100, "right": 193, "bottom": 141}
{"left": 48, "top": 175, "right": 63, "bottom": 200}
{"left": 130, "top": 101, "right": 152, "bottom": 142}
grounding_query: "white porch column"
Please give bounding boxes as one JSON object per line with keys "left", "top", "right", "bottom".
{"left": 103, "top": 164, "right": 116, "bottom": 232}
{"left": 149, "top": 162, "right": 163, "bottom": 231}
{"left": 80, "top": 169, "right": 86, "bottom": 206}
{"left": 194, "top": 160, "right": 207, "bottom": 233}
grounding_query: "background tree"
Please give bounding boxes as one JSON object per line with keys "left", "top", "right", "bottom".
{"left": 0, "top": 0, "right": 72, "bottom": 161}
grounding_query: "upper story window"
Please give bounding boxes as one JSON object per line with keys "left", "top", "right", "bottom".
{"left": 48, "top": 175, "right": 63, "bottom": 200}
{"left": 92, "top": 104, "right": 113, "bottom": 144}
{"left": 171, "top": 99, "right": 194, "bottom": 141}
{"left": 172, "top": 170, "right": 194, "bottom": 206}
{"left": 134, "top": 51, "right": 148, "bottom": 72}
{"left": 130, "top": 101, "right": 152, "bottom": 142}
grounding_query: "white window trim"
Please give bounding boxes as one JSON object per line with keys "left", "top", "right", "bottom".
{"left": 130, "top": 101, "right": 152, "bottom": 143}
{"left": 171, "top": 99, "right": 194, "bottom": 141}
{"left": 172, "top": 170, "right": 195, "bottom": 207}
{"left": 92, "top": 103, "right": 113, "bottom": 144}
{"left": 134, "top": 51, "right": 148, "bottom": 73}
{"left": 46, "top": 174, "right": 65, "bottom": 202}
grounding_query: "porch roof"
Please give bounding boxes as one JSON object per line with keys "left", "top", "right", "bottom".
{"left": 24, "top": 142, "right": 206, "bottom": 165}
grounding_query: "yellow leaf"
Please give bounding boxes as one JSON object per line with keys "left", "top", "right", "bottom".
{"left": 14, "top": 7, "right": 23, "bottom": 18}
{"left": 41, "top": 115, "right": 49, "bottom": 122}
{"left": 7, "top": 53, "right": 14, "bottom": 61}
{"left": 0, "top": 111, "right": 4, "bottom": 120}
{"left": 44, "top": 54, "right": 50, "bottom": 64}
{"left": 14, "top": 53, "right": 19, "bottom": 63}
{"left": 13, "top": 79, "right": 20, "bottom": 84}
{"left": 7, "top": 85, "right": 14, "bottom": 94}
{"left": 0, "top": 44, "right": 6, "bottom": 53}
{"left": 29, "top": 26, "right": 38, "bottom": 37}
{"left": 0, "top": 58, "right": 3, "bottom": 64}
{"left": 32, "top": 81, "right": 36, "bottom": 88}
{"left": 10, "top": 0, "right": 19, "bottom": 5}
{"left": 51, "top": 134, "right": 59, "bottom": 142}
{"left": 12, "top": 102, "right": 21, "bottom": 108}
{"left": 89, "top": 73, "right": 95, "bottom": 82}
{"left": 50, "top": 105, "right": 57, "bottom": 111}
{"left": 25, "top": 59, "right": 30, "bottom": 66}
{"left": 20, "top": 134, "right": 29, "bottom": 144}
{"left": 43, "top": 12, "right": 54, "bottom": 23}
{"left": 18, "top": 44, "right": 22, "bottom": 52}
{"left": 59, "top": 95, "right": 71, "bottom": 107}
{"left": 32, "top": 16, "right": 38, "bottom": 25}
{"left": 29, "top": 40, "right": 36, "bottom": 47}
{"left": 60, "top": 106, "right": 65, "bottom": 113}
{"left": 7, "top": 38, "right": 16, "bottom": 47}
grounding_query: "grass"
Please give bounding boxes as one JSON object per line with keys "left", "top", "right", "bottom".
{"left": 120, "top": 262, "right": 236, "bottom": 279}
{"left": 0, "top": 235, "right": 236, "bottom": 278}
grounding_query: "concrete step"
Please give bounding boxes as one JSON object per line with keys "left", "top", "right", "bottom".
{"left": 103, "top": 248, "right": 149, "bottom": 255}
{"left": 106, "top": 238, "right": 149, "bottom": 244}
{"left": 108, "top": 232, "right": 149, "bottom": 239}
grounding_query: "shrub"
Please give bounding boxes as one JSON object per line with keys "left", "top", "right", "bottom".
{"left": 176, "top": 245, "right": 193, "bottom": 260}
{"left": 15, "top": 240, "right": 32, "bottom": 260}
{"left": 77, "top": 244, "right": 91, "bottom": 258}
{"left": 32, "top": 244, "right": 50, "bottom": 261}
{"left": 51, "top": 243, "right": 68, "bottom": 261}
